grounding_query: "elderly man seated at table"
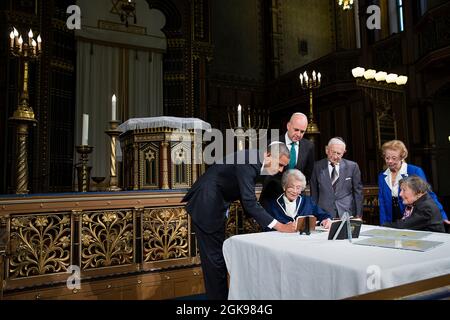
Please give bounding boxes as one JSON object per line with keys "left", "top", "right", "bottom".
{"left": 265, "top": 169, "right": 332, "bottom": 230}
{"left": 383, "top": 175, "right": 445, "bottom": 233}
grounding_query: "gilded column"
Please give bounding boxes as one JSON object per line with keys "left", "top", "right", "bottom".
{"left": 133, "top": 143, "right": 139, "bottom": 190}
{"left": 161, "top": 141, "right": 170, "bottom": 189}
{"left": 106, "top": 121, "right": 121, "bottom": 191}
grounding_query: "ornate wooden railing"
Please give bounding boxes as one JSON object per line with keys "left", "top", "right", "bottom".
{"left": 416, "top": 1, "right": 450, "bottom": 59}
{"left": 0, "top": 191, "right": 200, "bottom": 298}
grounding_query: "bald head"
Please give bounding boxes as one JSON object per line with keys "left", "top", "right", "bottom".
{"left": 287, "top": 113, "right": 308, "bottom": 142}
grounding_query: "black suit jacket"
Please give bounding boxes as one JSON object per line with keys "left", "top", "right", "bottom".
{"left": 383, "top": 193, "right": 445, "bottom": 233}
{"left": 259, "top": 136, "right": 315, "bottom": 208}
{"left": 183, "top": 150, "right": 274, "bottom": 233}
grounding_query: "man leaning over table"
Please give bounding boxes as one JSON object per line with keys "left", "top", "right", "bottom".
{"left": 183, "top": 142, "right": 297, "bottom": 300}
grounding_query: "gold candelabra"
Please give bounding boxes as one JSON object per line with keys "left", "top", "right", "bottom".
{"left": 105, "top": 120, "right": 122, "bottom": 191}
{"left": 75, "top": 145, "right": 93, "bottom": 192}
{"left": 8, "top": 27, "right": 42, "bottom": 194}
{"left": 338, "top": 0, "right": 354, "bottom": 10}
{"left": 227, "top": 105, "right": 270, "bottom": 150}
{"left": 299, "top": 70, "right": 321, "bottom": 142}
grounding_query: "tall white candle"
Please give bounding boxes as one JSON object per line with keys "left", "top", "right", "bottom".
{"left": 82, "top": 114, "right": 89, "bottom": 145}
{"left": 9, "top": 31, "right": 14, "bottom": 48}
{"left": 112, "top": 94, "right": 117, "bottom": 121}
{"left": 13, "top": 27, "right": 19, "bottom": 47}
{"left": 37, "top": 35, "right": 42, "bottom": 52}
{"left": 28, "top": 29, "right": 33, "bottom": 46}
{"left": 237, "top": 104, "right": 242, "bottom": 128}
{"left": 18, "top": 36, "right": 23, "bottom": 52}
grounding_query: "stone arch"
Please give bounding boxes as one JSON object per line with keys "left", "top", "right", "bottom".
{"left": 145, "top": 0, "right": 183, "bottom": 35}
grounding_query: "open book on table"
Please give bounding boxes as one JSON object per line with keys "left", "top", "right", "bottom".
{"left": 295, "top": 215, "right": 317, "bottom": 234}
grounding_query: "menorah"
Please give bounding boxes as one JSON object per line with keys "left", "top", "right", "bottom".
{"left": 299, "top": 70, "right": 321, "bottom": 144}
{"left": 227, "top": 105, "right": 270, "bottom": 150}
{"left": 8, "top": 27, "right": 42, "bottom": 194}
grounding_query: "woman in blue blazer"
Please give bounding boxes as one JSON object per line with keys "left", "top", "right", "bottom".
{"left": 378, "top": 140, "right": 448, "bottom": 225}
{"left": 265, "top": 169, "right": 332, "bottom": 230}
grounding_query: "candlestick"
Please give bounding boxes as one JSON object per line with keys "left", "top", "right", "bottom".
{"left": 105, "top": 120, "right": 122, "bottom": 191}
{"left": 8, "top": 26, "right": 43, "bottom": 194}
{"left": 82, "top": 114, "right": 89, "bottom": 145}
{"left": 237, "top": 104, "right": 242, "bottom": 128}
{"left": 75, "top": 145, "right": 93, "bottom": 192}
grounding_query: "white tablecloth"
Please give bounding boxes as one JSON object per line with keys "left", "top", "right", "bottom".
{"left": 223, "top": 225, "right": 450, "bottom": 300}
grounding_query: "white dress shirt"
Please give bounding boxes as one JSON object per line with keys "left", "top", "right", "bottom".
{"left": 283, "top": 195, "right": 298, "bottom": 220}
{"left": 384, "top": 161, "right": 408, "bottom": 197}
{"left": 328, "top": 161, "right": 340, "bottom": 179}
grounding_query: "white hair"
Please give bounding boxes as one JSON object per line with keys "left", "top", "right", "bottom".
{"left": 281, "top": 169, "right": 307, "bottom": 191}
{"left": 327, "top": 137, "right": 346, "bottom": 148}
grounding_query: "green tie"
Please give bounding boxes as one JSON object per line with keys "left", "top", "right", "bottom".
{"left": 289, "top": 142, "right": 297, "bottom": 169}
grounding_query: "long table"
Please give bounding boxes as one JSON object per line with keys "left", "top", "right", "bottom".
{"left": 223, "top": 225, "right": 450, "bottom": 299}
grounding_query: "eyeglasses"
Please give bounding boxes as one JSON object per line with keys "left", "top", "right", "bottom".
{"left": 384, "top": 156, "right": 400, "bottom": 161}
{"left": 286, "top": 185, "right": 302, "bottom": 192}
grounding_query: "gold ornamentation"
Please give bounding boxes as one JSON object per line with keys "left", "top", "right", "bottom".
{"left": 9, "top": 214, "right": 71, "bottom": 279}
{"left": 142, "top": 207, "right": 189, "bottom": 262}
{"left": 81, "top": 210, "right": 134, "bottom": 270}
{"left": 225, "top": 203, "right": 239, "bottom": 238}
{"left": 242, "top": 216, "right": 262, "bottom": 234}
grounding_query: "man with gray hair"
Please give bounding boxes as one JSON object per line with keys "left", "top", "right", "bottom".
{"left": 310, "top": 137, "right": 363, "bottom": 219}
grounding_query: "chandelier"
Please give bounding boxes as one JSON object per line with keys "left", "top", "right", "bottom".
{"left": 120, "top": 0, "right": 137, "bottom": 27}
{"left": 338, "top": 0, "right": 354, "bottom": 10}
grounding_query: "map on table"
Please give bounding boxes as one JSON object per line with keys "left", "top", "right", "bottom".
{"left": 360, "top": 229, "right": 432, "bottom": 240}
{"left": 353, "top": 237, "right": 443, "bottom": 252}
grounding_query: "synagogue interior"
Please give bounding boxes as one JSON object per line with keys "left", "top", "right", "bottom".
{"left": 0, "top": 0, "right": 449, "bottom": 300}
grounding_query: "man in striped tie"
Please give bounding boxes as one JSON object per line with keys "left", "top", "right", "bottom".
{"left": 310, "top": 137, "right": 364, "bottom": 219}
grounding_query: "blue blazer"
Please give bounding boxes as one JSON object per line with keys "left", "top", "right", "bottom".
{"left": 266, "top": 194, "right": 332, "bottom": 227}
{"left": 378, "top": 164, "right": 448, "bottom": 224}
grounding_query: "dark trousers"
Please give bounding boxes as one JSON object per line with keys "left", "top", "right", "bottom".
{"left": 192, "top": 221, "right": 228, "bottom": 300}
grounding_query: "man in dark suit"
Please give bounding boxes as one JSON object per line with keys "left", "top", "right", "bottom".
{"left": 182, "top": 143, "right": 296, "bottom": 300}
{"left": 259, "top": 113, "right": 315, "bottom": 209}
{"left": 310, "top": 137, "right": 363, "bottom": 219}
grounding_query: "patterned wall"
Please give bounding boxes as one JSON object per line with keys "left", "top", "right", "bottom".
{"left": 281, "top": 0, "right": 334, "bottom": 75}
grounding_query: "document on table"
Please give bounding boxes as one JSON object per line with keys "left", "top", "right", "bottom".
{"left": 359, "top": 229, "right": 432, "bottom": 240}
{"left": 354, "top": 237, "right": 443, "bottom": 252}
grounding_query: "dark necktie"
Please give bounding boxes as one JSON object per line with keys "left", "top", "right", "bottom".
{"left": 331, "top": 163, "right": 339, "bottom": 191}
{"left": 288, "top": 142, "right": 297, "bottom": 169}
